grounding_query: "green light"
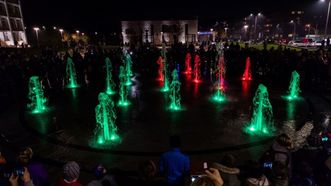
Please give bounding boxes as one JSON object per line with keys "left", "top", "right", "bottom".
{"left": 105, "top": 57, "right": 116, "bottom": 95}
{"left": 244, "top": 84, "right": 274, "bottom": 136}
{"left": 169, "top": 69, "right": 181, "bottom": 111}
{"left": 285, "top": 71, "right": 300, "bottom": 101}
{"left": 212, "top": 89, "right": 226, "bottom": 103}
{"left": 160, "top": 45, "right": 170, "bottom": 92}
{"left": 27, "top": 76, "right": 48, "bottom": 114}
{"left": 118, "top": 66, "right": 130, "bottom": 107}
{"left": 95, "top": 92, "right": 120, "bottom": 145}
{"left": 65, "top": 57, "right": 80, "bottom": 89}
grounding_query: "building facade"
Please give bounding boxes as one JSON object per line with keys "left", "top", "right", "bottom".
{"left": 121, "top": 19, "right": 198, "bottom": 45}
{"left": 0, "top": 0, "right": 27, "bottom": 47}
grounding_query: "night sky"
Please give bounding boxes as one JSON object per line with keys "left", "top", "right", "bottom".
{"left": 21, "top": 0, "right": 318, "bottom": 32}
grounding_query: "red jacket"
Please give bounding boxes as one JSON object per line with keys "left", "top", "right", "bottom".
{"left": 57, "top": 179, "right": 82, "bottom": 186}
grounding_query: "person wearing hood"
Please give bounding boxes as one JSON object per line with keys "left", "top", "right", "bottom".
{"left": 211, "top": 154, "right": 240, "bottom": 186}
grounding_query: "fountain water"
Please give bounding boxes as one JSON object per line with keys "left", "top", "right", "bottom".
{"left": 66, "top": 57, "right": 79, "bottom": 88}
{"left": 118, "top": 66, "right": 130, "bottom": 106}
{"left": 169, "top": 69, "right": 181, "bottom": 111}
{"left": 245, "top": 84, "right": 274, "bottom": 135}
{"left": 156, "top": 56, "right": 164, "bottom": 81}
{"left": 27, "top": 76, "right": 48, "bottom": 113}
{"left": 183, "top": 53, "right": 192, "bottom": 74}
{"left": 124, "top": 51, "right": 133, "bottom": 86}
{"left": 285, "top": 71, "right": 300, "bottom": 101}
{"left": 161, "top": 45, "right": 170, "bottom": 92}
{"left": 212, "top": 53, "right": 226, "bottom": 103}
{"left": 193, "top": 54, "right": 201, "bottom": 83}
{"left": 95, "top": 92, "right": 120, "bottom": 144}
{"left": 242, "top": 57, "right": 252, "bottom": 81}
{"left": 105, "top": 57, "right": 116, "bottom": 95}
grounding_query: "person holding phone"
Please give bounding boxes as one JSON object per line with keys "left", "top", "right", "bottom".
{"left": 9, "top": 167, "right": 35, "bottom": 186}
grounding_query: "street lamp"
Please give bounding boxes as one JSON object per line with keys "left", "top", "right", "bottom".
{"left": 244, "top": 25, "right": 249, "bottom": 40}
{"left": 290, "top": 20, "right": 296, "bottom": 40}
{"left": 76, "top": 30, "right": 80, "bottom": 35}
{"left": 254, "top": 13, "right": 263, "bottom": 40}
{"left": 59, "top": 29, "right": 64, "bottom": 38}
{"left": 320, "top": 0, "right": 331, "bottom": 37}
{"left": 33, "top": 27, "right": 40, "bottom": 46}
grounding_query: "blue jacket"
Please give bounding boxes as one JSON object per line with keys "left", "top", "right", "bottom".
{"left": 159, "top": 148, "right": 190, "bottom": 185}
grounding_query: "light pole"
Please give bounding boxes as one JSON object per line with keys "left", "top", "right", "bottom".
{"left": 244, "top": 25, "right": 249, "bottom": 41}
{"left": 321, "top": 0, "right": 331, "bottom": 37}
{"left": 254, "top": 13, "right": 262, "bottom": 40}
{"left": 290, "top": 20, "right": 296, "bottom": 40}
{"left": 59, "top": 29, "right": 64, "bottom": 38}
{"left": 33, "top": 27, "right": 40, "bottom": 46}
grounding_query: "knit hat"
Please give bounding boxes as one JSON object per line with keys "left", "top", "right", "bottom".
{"left": 63, "top": 161, "right": 80, "bottom": 182}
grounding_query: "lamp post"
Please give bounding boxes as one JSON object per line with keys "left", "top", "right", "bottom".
{"left": 321, "top": 0, "right": 331, "bottom": 37}
{"left": 254, "top": 13, "right": 262, "bottom": 40}
{"left": 59, "top": 29, "right": 64, "bottom": 38}
{"left": 33, "top": 27, "right": 40, "bottom": 46}
{"left": 244, "top": 25, "right": 249, "bottom": 41}
{"left": 290, "top": 20, "right": 296, "bottom": 40}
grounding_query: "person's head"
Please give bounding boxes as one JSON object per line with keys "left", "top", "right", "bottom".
{"left": 298, "top": 161, "right": 313, "bottom": 177}
{"left": 17, "top": 147, "right": 33, "bottom": 166}
{"left": 191, "top": 176, "right": 217, "bottom": 186}
{"left": 220, "top": 154, "right": 236, "bottom": 168}
{"left": 170, "top": 135, "right": 181, "bottom": 148}
{"left": 93, "top": 164, "right": 107, "bottom": 180}
{"left": 138, "top": 160, "right": 156, "bottom": 180}
{"left": 247, "top": 161, "right": 264, "bottom": 179}
{"left": 276, "top": 133, "right": 293, "bottom": 149}
{"left": 63, "top": 161, "right": 80, "bottom": 182}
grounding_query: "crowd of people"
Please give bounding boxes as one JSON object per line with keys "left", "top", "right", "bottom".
{"left": 0, "top": 41, "right": 331, "bottom": 185}
{"left": 1, "top": 130, "right": 331, "bottom": 186}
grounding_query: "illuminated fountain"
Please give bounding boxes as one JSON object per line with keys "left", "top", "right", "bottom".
{"left": 95, "top": 92, "right": 120, "bottom": 144}
{"left": 242, "top": 57, "right": 252, "bottom": 81}
{"left": 156, "top": 56, "right": 164, "bottom": 81}
{"left": 284, "top": 71, "right": 301, "bottom": 101}
{"left": 169, "top": 69, "right": 182, "bottom": 111}
{"left": 193, "top": 54, "right": 201, "bottom": 83}
{"left": 27, "top": 76, "right": 48, "bottom": 114}
{"left": 183, "top": 53, "right": 192, "bottom": 74}
{"left": 217, "top": 53, "right": 226, "bottom": 90}
{"left": 212, "top": 54, "right": 226, "bottom": 103}
{"left": 65, "top": 57, "right": 79, "bottom": 88}
{"left": 105, "top": 57, "right": 116, "bottom": 95}
{"left": 161, "top": 46, "right": 170, "bottom": 92}
{"left": 244, "top": 84, "right": 274, "bottom": 135}
{"left": 118, "top": 66, "right": 130, "bottom": 106}
{"left": 124, "top": 51, "right": 133, "bottom": 86}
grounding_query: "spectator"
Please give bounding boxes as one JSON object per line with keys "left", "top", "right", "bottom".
{"left": 291, "top": 162, "right": 317, "bottom": 186}
{"left": 17, "top": 147, "right": 48, "bottom": 186}
{"left": 211, "top": 154, "right": 240, "bottom": 186}
{"left": 272, "top": 134, "right": 292, "bottom": 169}
{"left": 57, "top": 161, "right": 82, "bottom": 186}
{"left": 9, "top": 167, "right": 35, "bottom": 186}
{"left": 87, "top": 164, "right": 118, "bottom": 186}
{"left": 191, "top": 168, "right": 224, "bottom": 186}
{"left": 245, "top": 161, "right": 270, "bottom": 186}
{"left": 160, "top": 135, "right": 190, "bottom": 186}
{"left": 271, "top": 161, "right": 288, "bottom": 186}
{"left": 136, "top": 160, "right": 166, "bottom": 186}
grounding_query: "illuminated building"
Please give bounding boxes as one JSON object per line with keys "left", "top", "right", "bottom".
{"left": 0, "top": 0, "right": 27, "bottom": 47}
{"left": 121, "top": 19, "right": 198, "bottom": 45}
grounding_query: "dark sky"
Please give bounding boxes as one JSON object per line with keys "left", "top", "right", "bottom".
{"left": 21, "top": 0, "right": 317, "bottom": 32}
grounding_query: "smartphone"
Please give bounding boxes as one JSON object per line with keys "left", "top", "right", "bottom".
{"left": 203, "top": 162, "right": 208, "bottom": 170}
{"left": 263, "top": 162, "right": 273, "bottom": 169}
{"left": 191, "top": 175, "right": 201, "bottom": 182}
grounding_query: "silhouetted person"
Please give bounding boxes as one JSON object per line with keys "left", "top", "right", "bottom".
{"left": 159, "top": 135, "right": 190, "bottom": 186}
